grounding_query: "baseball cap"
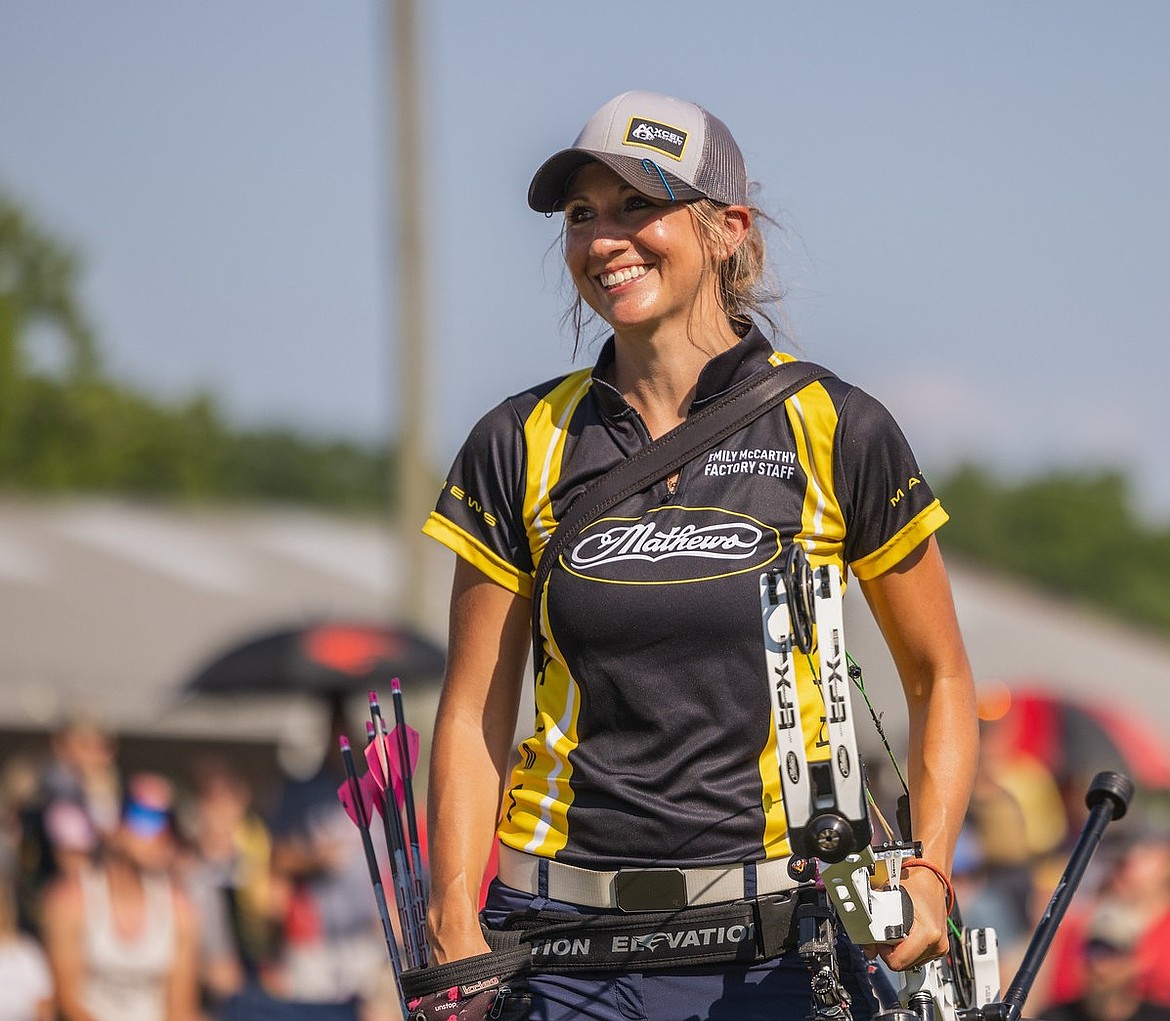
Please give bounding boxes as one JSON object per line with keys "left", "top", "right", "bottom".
{"left": 1085, "top": 901, "right": 1145, "bottom": 956}
{"left": 528, "top": 90, "right": 748, "bottom": 213}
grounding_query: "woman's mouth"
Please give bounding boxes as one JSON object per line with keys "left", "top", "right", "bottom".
{"left": 599, "top": 265, "right": 649, "bottom": 290}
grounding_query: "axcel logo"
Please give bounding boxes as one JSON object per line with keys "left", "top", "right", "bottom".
{"left": 624, "top": 117, "right": 687, "bottom": 160}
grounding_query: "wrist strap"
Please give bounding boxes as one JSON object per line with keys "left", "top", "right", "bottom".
{"left": 902, "top": 858, "right": 956, "bottom": 913}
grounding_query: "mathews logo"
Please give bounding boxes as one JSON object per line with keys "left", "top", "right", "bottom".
{"left": 564, "top": 507, "right": 779, "bottom": 584}
{"left": 624, "top": 117, "right": 687, "bottom": 160}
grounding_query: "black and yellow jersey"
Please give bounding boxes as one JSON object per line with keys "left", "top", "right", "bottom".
{"left": 423, "top": 324, "right": 947, "bottom": 870}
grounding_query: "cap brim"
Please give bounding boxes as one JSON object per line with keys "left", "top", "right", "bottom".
{"left": 528, "top": 149, "right": 703, "bottom": 212}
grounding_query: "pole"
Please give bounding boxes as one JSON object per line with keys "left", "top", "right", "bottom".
{"left": 385, "top": 0, "right": 432, "bottom": 628}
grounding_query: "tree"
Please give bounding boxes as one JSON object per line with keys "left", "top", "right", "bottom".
{"left": 0, "top": 187, "right": 394, "bottom": 510}
{"left": 0, "top": 189, "right": 99, "bottom": 477}
{"left": 937, "top": 465, "right": 1170, "bottom": 635}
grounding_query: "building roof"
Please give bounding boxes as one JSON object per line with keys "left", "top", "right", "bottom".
{"left": 2, "top": 497, "right": 1168, "bottom": 765}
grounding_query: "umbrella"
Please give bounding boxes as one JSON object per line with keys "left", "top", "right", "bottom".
{"left": 994, "top": 686, "right": 1170, "bottom": 790}
{"left": 182, "top": 620, "right": 447, "bottom": 702}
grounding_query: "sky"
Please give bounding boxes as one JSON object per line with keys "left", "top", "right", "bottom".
{"left": 2, "top": 2, "right": 1169, "bottom": 516}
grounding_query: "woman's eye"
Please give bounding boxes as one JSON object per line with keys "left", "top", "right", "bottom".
{"left": 564, "top": 204, "right": 593, "bottom": 225}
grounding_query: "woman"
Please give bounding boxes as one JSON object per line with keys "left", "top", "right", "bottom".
{"left": 40, "top": 773, "right": 199, "bottom": 1021}
{"left": 0, "top": 871, "right": 52, "bottom": 1021}
{"left": 420, "top": 90, "right": 978, "bottom": 1020}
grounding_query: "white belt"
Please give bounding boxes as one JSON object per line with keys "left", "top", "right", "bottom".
{"left": 497, "top": 844, "right": 802, "bottom": 912}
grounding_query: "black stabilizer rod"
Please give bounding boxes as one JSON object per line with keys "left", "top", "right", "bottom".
{"left": 982, "top": 770, "right": 1134, "bottom": 1021}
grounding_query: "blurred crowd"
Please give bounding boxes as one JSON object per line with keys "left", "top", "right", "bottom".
{"left": 2, "top": 708, "right": 1169, "bottom": 1021}
{"left": 948, "top": 714, "right": 1170, "bottom": 1021}
{"left": 0, "top": 712, "right": 399, "bottom": 1021}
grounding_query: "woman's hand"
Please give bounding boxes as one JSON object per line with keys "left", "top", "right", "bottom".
{"left": 870, "top": 866, "right": 951, "bottom": 972}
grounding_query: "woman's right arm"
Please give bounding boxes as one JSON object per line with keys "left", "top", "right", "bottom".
{"left": 425, "top": 557, "right": 531, "bottom": 964}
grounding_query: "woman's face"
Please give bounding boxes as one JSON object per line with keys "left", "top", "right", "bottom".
{"left": 562, "top": 162, "right": 715, "bottom": 336}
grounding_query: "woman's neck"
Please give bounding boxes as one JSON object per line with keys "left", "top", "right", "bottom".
{"left": 610, "top": 316, "right": 742, "bottom": 439}
{"left": 104, "top": 852, "right": 146, "bottom": 896}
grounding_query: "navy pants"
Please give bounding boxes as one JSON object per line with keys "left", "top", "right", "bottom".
{"left": 482, "top": 879, "right": 894, "bottom": 1021}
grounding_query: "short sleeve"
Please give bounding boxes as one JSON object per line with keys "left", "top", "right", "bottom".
{"left": 422, "top": 399, "right": 534, "bottom": 597}
{"left": 836, "top": 388, "right": 949, "bottom": 579}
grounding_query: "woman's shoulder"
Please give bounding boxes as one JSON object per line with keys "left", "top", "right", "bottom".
{"left": 771, "top": 351, "right": 868, "bottom": 414}
{"left": 39, "top": 868, "right": 87, "bottom": 924}
{"left": 503, "top": 366, "right": 594, "bottom": 410}
{"left": 471, "top": 367, "right": 596, "bottom": 435}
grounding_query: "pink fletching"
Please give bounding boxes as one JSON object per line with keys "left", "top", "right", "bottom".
{"left": 362, "top": 724, "right": 420, "bottom": 809}
{"left": 361, "top": 769, "right": 384, "bottom": 818}
{"left": 336, "top": 770, "right": 383, "bottom": 825}
{"left": 336, "top": 776, "right": 365, "bottom": 827}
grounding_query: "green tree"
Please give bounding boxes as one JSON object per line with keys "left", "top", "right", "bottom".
{"left": 937, "top": 465, "right": 1170, "bottom": 634}
{"left": 0, "top": 190, "right": 99, "bottom": 477}
{"left": 0, "top": 187, "right": 394, "bottom": 511}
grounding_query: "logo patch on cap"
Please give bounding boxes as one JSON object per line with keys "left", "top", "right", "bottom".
{"left": 623, "top": 117, "right": 688, "bottom": 161}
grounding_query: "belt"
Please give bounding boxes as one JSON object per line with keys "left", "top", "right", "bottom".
{"left": 497, "top": 844, "right": 802, "bottom": 912}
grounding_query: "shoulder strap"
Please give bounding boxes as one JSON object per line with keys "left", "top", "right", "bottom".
{"left": 530, "top": 359, "right": 834, "bottom": 673}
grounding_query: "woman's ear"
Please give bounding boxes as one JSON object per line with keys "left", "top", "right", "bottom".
{"left": 717, "top": 205, "right": 752, "bottom": 260}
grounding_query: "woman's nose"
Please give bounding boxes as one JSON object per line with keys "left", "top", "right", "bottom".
{"left": 588, "top": 219, "right": 629, "bottom": 257}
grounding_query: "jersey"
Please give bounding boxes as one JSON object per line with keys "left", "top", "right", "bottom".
{"left": 423, "top": 324, "right": 947, "bottom": 870}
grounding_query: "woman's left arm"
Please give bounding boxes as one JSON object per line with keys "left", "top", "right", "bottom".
{"left": 857, "top": 535, "right": 979, "bottom": 972}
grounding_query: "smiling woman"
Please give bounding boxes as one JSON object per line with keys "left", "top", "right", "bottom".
{"left": 416, "top": 90, "right": 979, "bottom": 1021}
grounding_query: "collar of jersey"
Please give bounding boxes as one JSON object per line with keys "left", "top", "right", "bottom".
{"left": 589, "top": 321, "right": 776, "bottom": 421}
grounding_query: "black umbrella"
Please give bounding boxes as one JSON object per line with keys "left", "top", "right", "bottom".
{"left": 183, "top": 620, "right": 447, "bottom": 702}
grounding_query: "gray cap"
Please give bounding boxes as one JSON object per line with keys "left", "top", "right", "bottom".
{"left": 527, "top": 90, "right": 747, "bottom": 213}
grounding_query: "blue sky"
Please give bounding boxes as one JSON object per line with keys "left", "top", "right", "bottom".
{"left": 2, "top": 2, "right": 1168, "bottom": 514}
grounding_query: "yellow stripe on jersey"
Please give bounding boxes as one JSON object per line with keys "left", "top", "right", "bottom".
{"left": 421, "top": 512, "right": 532, "bottom": 598}
{"left": 498, "top": 636, "right": 583, "bottom": 859}
{"left": 786, "top": 379, "right": 847, "bottom": 565}
{"left": 522, "top": 369, "right": 594, "bottom": 565}
{"left": 498, "top": 369, "right": 593, "bottom": 859}
{"left": 757, "top": 715, "right": 792, "bottom": 857}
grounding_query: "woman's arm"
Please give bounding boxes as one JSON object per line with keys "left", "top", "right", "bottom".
{"left": 426, "top": 558, "right": 531, "bottom": 964}
{"left": 40, "top": 877, "right": 100, "bottom": 1021}
{"left": 858, "top": 535, "right": 979, "bottom": 972}
{"left": 165, "top": 887, "right": 202, "bottom": 1021}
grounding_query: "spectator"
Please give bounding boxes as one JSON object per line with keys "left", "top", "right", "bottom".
{"left": 267, "top": 703, "right": 393, "bottom": 1021}
{"left": 179, "top": 756, "right": 275, "bottom": 1011}
{"left": 39, "top": 717, "right": 122, "bottom": 841}
{"left": 0, "top": 756, "right": 39, "bottom": 878}
{"left": 1044, "top": 832, "right": 1170, "bottom": 1010}
{"left": 15, "top": 717, "right": 120, "bottom": 934}
{"left": 40, "top": 772, "right": 200, "bottom": 1021}
{"left": 967, "top": 715, "right": 1068, "bottom": 942}
{"left": 0, "top": 871, "right": 52, "bottom": 1021}
{"left": 1044, "top": 900, "right": 1170, "bottom": 1021}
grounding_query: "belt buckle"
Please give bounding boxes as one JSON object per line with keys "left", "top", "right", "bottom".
{"left": 612, "top": 868, "right": 688, "bottom": 912}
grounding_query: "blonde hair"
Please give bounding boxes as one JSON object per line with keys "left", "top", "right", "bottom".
{"left": 686, "top": 198, "right": 784, "bottom": 334}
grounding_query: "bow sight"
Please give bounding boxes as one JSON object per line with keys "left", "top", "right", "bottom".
{"left": 759, "top": 545, "right": 1133, "bottom": 1021}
